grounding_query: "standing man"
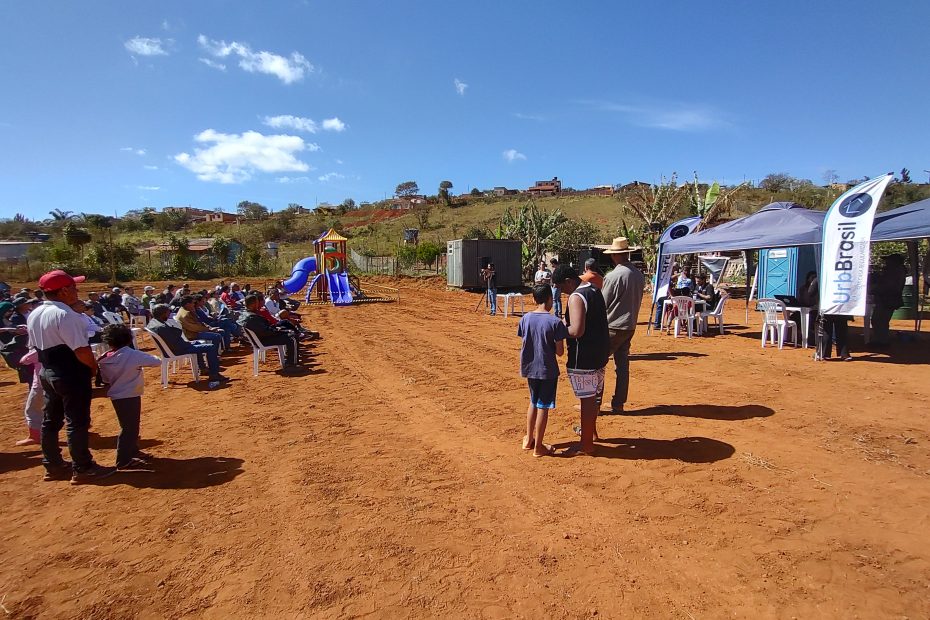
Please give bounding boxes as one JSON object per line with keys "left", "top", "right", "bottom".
{"left": 869, "top": 253, "right": 907, "bottom": 347}
{"left": 579, "top": 257, "right": 604, "bottom": 289}
{"left": 28, "top": 270, "right": 115, "bottom": 483}
{"left": 599, "top": 237, "right": 645, "bottom": 414}
{"left": 534, "top": 261, "right": 551, "bottom": 287}
{"left": 549, "top": 257, "right": 562, "bottom": 318}
{"left": 482, "top": 263, "right": 498, "bottom": 316}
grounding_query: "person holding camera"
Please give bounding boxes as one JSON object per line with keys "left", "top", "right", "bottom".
{"left": 482, "top": 263, "right": 498, "bottom": 315}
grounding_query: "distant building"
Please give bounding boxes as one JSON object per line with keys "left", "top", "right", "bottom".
{"left": 585, "top": 185, "right": 614, "bottom": 196}
{"left": 390, "top": 196, "right": 428, "bottom": 210}
{"left": 0, "top": 240, "right": 43, "bottom": 261}
{"left": 139, "top": 237, "right": 243, "bottom": 267}
{"left": 492, "top": 186, "right": 520, "bottom": 197}
{"left": 527, "top": 177, "right": 562, "bottom": 197}
{"left": 163, "top": 206, "right": 238, "bottom": 224}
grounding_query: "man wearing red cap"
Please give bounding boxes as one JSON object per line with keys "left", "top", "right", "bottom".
{"left": 27, "top": 270, "right": 115, "bottom": 483}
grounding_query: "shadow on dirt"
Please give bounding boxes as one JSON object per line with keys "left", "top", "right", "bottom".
{"left": 611, "top": 404, "right": 774, "bottom": 420}
{"left": 555, "top": 437, "right": 735, "bottom": 463}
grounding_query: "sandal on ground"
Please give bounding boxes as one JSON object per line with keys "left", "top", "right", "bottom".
{"left": 560, "top": 445, "right": 595, "bottom": 457}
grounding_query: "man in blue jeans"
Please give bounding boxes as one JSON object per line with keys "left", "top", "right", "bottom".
{"left": 28, "top": 270, "right": 116, "bottom": 484}
{"left": 482, "top": 263, "right": 498, "bottom": 315}
{"left": 147, "top": 304, "right": 229, "bottom": 387}
{"left": 549, "top": 257, "right": 562, "bottom": 318}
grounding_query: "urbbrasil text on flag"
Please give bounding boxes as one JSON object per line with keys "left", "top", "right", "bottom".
{"left": 819, "top": 174, "right": 893, "bottom": 316}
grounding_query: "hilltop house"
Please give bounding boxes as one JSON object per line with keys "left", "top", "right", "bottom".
{"left": 390, "top": 196, "right": 428, "bottom": 210}
{"left": 163, "top": 206, "right": 238, "bottom": 224}
{"left": 492, "top": 186, "right": 520, "bottom": 197}
{"left": 527, "top": 177, "right": 562, "bottom": 197}
{"left": 139, "top": 237, "right": 243, "bottom": 268}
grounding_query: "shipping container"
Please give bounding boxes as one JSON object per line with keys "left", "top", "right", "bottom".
{"left": 446, "top": 239, "right": 523, "bottom": 288}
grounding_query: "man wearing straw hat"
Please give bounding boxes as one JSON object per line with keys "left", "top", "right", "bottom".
{"left": 598, "top": 237, "right": 645, "bottom": 414}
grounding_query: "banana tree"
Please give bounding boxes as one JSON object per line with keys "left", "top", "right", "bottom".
{"left": 689, "top": 172, "right": 748, "bottom": 231}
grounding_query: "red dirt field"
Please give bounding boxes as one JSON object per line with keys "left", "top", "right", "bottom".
{"left": 1, "top": 281, "right": 928, "bottom": 619}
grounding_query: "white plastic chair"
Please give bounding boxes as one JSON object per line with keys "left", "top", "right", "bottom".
{"left": 700, "top": 293, "right": 730, "bottom": 335}
{"left": 666, "top": 296, "right": 696, "bottom": 338}
{"left": 102, "top": 311, "right": 144, "bottom": 348}
{"left": 242, "top": 327, "right": 285, "bottom": 376}
{"left": 145, "top": 328, "right": 201, "bottom": 387}
{"left": 757, "top": 298, "right": 798, "bottom": 349}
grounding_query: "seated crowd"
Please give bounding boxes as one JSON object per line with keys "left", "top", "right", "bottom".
{"left": 1, "top": 276, "right": 321, "bottom": 481}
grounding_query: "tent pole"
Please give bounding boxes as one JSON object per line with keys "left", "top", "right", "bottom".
{"left": 646, "top": 301, "right": 656, "bottom": 335}
{"left": 907, "top": 240, "right": 919, "bottom": 333}
{"left": 744, "top": 250, "right": 755, "bottom": 324}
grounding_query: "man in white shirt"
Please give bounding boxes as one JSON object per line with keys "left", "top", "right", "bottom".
{"left": 534, "top": 261, "right": 551, "bottom": 286}
{"left": 28, "top": 270, "right": 115, "bottom": 483}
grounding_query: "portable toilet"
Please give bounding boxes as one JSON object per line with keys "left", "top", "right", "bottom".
{"left": 757, "top": 246, "right": 818, "bottom": 299}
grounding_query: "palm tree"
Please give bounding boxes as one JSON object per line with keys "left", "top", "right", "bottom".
{"left": 49, "top": 209, "right": 74, "bottom": 221}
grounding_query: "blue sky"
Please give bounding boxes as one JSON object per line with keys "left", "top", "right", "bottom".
{"left": 2, "top": 1, "right": 928, "bottom": 220}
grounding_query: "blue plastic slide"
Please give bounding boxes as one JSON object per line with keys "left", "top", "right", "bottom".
{"left": 336, "top": 272, "right": 354, "bottom": 305}
{"left": 304, "top": 273, "right": 324, "bottom": 303}
{"left": 326, "top": 271, "right": 354, "bottom": 305}
{"left": 281, "top": 256, "right": 318, "bottom": 293}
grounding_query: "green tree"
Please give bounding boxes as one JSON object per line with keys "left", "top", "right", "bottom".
{"left": 547, "top": 217, "right": 602, "bottom": 256}
{"left": 618, "top": 174, "right": 689, "bottom": 267}
{"left": 395, "top": 181, "right": 419, "bottom": 197}
{"left": 237, "top": 200, "right": 270, "bottom": 221}
{"left": 500, "top": 201, "right": 566, "bottom": 278}
{"left": 341, "top": 198, "right": 357, "bottom": 210}
{"left": 415, "top": 240, "right": 443, "bottom": 269}
{"left": 900, "top": 168, "right": 912, "bottom": 184}
{"left": 438, "top": 180, "right": 453, "bottom": 206}
{"left": 469, "top": 187, "right": 482, "bottom": 196}
{"left": 62, "top": 222, "right": 92, "bottom": 258}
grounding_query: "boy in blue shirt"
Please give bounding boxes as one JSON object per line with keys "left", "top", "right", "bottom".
{"left": 517, "top": 285, "right": 568, "bottom": 457}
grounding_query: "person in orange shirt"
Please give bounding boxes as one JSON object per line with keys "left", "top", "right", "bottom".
{"left": 578, "top": 258, "right": 604, "bottom": 289}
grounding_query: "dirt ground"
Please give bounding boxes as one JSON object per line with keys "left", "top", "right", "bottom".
{"left": 1, "top": 279, "right": 928, "bottom": 619}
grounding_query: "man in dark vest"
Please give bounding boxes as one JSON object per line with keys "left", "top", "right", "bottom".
{"left": 28, "top": 270, "right": 115, "bottom": 483}
{"left": 553, "top": 264, "right": 610, "bottom": 455}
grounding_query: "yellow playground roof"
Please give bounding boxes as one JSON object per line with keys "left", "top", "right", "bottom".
{"left": 317, "top": 228, "right": 348, "bottom": 243}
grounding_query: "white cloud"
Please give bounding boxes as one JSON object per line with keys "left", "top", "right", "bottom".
{"left": 143, "top": 165, "right": 159, "bottom": 170}
{"left": 335, "top": 159, "right": 343, "bottom": 165}
{"left": 161, "top": 19, "right": 171, "bottom": 31}
{"left": 121, "top": 147, "right": 146, "bottom": 156}
{"left": 137, "top": 185, "right": 160, "bottom": 191}
{"left": 198, "top": 35, "right": 313, "bottom": 84}
{"left": 262, "top": 115, "right": 346, "bottom": 133}
{"left": 514, "top": 112, "right": 545, "bottom": 122}
{"left": 321, "top": 117, "right": 346, "bottom": 132}
{"left": 125, "top": 36, "right": 170, "bottom": 57}
{"left": 580, "top": 99, "right": 729, "bottom": 131}
{"left": 275, "top": 176, "right": 311, "bottom": 184}
{"left": 503, "top": 149, "right": 526, "bottom": 163}
{"left": 199, "top": 57, "right": 227, "bottom": 72}
{"left": 174, "top": 129, "right": 311, "bottom": 184}
{"left": 263, "top": 114, "right": 317, "bottom": 133}
{"left": 454, "top": 78, "right": 468, "bottom": 96}
{"left": 318, "top": 172, "right": 343, "bottom": 182}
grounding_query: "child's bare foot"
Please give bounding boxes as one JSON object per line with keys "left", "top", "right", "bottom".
{"left": 522, "top": 435, "right": 534, "bottom": 450}
{"left": 533, "top": 444, "right": 555, "bottom": 457}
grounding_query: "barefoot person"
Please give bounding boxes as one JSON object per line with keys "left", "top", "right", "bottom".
{"left": 552, "top": 264, "right": 610, "bottom": 455}
{"left": 516, "top": 285, "right": 567, "bottom": 457}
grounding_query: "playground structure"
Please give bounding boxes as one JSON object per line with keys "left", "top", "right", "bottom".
{"left": 281, "top": 228, "right": 399, "bottom": 305}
